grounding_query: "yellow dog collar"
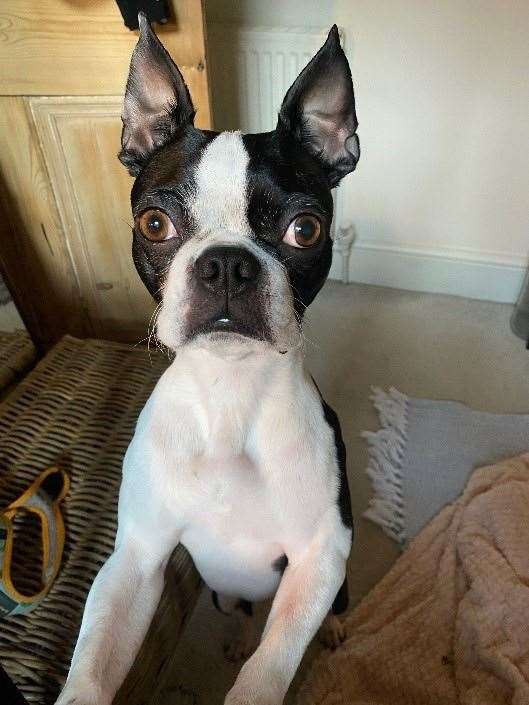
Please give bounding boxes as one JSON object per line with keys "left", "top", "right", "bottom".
{"left": 0, "top": 467, "right": 69, "bottom": 617}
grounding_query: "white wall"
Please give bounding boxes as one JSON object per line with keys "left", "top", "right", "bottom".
{"left": 205, "top": 0, "right": 334, "bottom": 28}
{"left": 335, "top": 0, "right": 529, "bottom": 298}
{"left": 206, "top": 1, "right": 529, "bottom": 301}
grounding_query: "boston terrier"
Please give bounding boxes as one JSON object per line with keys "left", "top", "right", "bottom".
{"left": 56, "top": 14, "right": 359, "bottom": 705}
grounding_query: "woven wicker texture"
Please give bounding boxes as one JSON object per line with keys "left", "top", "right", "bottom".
{"left": 0, "top": 335, "right": 202, "bottom": 704}
{"left": 0, "top": 330, "right": 36, "bottom": 393}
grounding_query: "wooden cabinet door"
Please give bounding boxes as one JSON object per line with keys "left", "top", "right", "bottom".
{"left": 0, "top": 0, "right": 211, "bottom": 348}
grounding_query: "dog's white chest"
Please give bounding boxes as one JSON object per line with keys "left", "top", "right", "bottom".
{"left": 124, "top": 346, "right": 342, "bottom": 602}
{"left": 180, "top": 453, "right": 286, "bottom": 599}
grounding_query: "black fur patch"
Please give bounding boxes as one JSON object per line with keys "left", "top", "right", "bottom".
{"left": 211, "top": 590, "right": 231, "bottom": 616}
{"left": 211, "top": 591, "right": 254, "bottom": 617}
{"left": 272, "top": 554, "right": 288, "bottom": 573}
{"left": 317, "top": 391, "right": 353, "bottom": 531}
{"left": 128, "top": 126, "right": 217, "bottom": 299}
{"left": 242, "top": 131, "right": 334, "bottom": 319}
{"left": 332, "top": 576, "right": 349, "bottom": 615}
{"left": 236, "top": 599, "right": 253, "bottom": 617}
{"left": 322, "top": 399, "right": 353, "bottom": 530}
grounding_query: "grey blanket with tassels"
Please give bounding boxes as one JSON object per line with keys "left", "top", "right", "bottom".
{"left": 362, "top": 388, "right": 529, "bottom": 546}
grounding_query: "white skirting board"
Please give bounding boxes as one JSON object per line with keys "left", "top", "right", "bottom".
{"left": 328, "top": 241, "right": 526, "bottom": 304}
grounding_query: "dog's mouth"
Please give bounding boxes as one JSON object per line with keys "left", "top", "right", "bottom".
{"left": 182, "top": 276, "right": 274, "bottom": 347}
{"left": 186, "top": 314, "right": 268, "bottom": 344}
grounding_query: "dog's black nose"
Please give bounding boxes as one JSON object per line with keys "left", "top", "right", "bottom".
{"left": 195, "top": 246, "right": 261, "bottom": 297}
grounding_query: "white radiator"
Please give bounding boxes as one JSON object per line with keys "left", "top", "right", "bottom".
{"left": 207, "top": 24, "right": 330, "bottom": 133}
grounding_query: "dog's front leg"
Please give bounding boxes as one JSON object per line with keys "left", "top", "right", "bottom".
{"left": 55, "top": 535, "right": 175, "bottom": 705}
{"left": 225, "top": 518, "right": 351, "bottom": 705}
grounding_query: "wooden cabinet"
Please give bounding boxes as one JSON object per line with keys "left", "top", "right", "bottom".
{"left": 0, "top": 1, "right": 211, "bottom": 347}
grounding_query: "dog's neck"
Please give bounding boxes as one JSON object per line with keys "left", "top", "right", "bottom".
{"left": 161, "top": 342, "right": 309, "bottom": 458}
{"left": 171, "top": 339, "right": 306, "bottom": 394}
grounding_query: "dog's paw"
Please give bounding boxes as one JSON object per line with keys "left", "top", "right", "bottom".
{"left": 55, "top": 682, "right": 109, "bottom": 705}
{"left": 55, "top": 695, "right": 100, "bottom": 705}
{"left": 318, "top": 614, "right": 347, "bottom": 650}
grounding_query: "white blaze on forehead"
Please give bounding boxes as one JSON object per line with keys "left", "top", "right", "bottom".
{"left": 191, "top": 131, "right": 251, "bottom": 234}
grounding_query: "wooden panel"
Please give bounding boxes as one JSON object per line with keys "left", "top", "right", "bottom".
{"left": 0, "top": 0, "right": 210, "bottom": 347}
{"left": 0, "top": 0, "right": 211, "bottom": 129}
{"left": 0, "top": 97, "right": 86, "bottom": 347}
{"left": 30, "top": 96, "right": 156, "bottom": 343}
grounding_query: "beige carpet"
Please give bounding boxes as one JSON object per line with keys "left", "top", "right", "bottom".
{"left": 164, "top": 280, "right": 529, "bottom": 704}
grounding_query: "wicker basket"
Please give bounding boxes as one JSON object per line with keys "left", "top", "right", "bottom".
{"left": 0, "top": 335, "right": 202, "bottom": 704}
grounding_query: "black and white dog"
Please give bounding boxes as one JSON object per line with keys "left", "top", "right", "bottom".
{"left": 57, "top": 14, "right": 359, "bottom": 705}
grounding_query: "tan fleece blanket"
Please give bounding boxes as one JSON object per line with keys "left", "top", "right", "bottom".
{"left": 296, "top": 454, "right": 529, "bottom": 705}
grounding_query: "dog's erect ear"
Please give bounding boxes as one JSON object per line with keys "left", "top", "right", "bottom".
{"left": 277, "top": 25, "right": 359, "bottom": 187}
{"left": 119, "top": 13, "right": 195, "bottom": 175}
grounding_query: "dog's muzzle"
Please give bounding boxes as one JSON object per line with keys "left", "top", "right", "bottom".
{"left": 186, "top": 245, "right": 271, "bottom": 342}
{"left": 195, "top": 246, "right": 261, "bottom": 299}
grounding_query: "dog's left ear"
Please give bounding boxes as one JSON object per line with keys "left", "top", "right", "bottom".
{"left": 278, "top": 25, "right": 359, "bottom": 187}
{"left": 119, "top": 12, "right": 195, "bottom": 175}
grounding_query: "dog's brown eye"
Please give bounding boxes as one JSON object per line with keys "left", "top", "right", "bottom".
{"left": 136, "top": 209, "right": 176, "bottom": 242}
{"left": 283, "top": 215, "right": 321, "bottom": 248}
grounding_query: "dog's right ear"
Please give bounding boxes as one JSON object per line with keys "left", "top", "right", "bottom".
{"left": 119, "top": 13, "right": 195, "bottom": 175}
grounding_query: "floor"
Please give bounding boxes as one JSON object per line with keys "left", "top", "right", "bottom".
{"left": 0, "top": 301, "right": 25, "bottom": 332}
{"left": 165, "top": 280, "right": 529, "bottom": 704}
